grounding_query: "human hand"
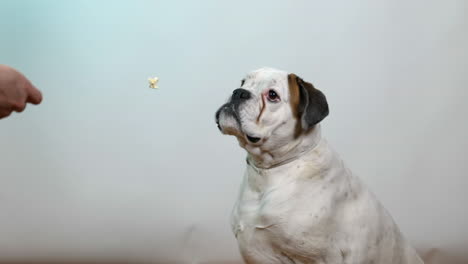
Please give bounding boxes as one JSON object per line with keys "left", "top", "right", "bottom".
{"left": 0, "top": 64, "right": 42, "bottom": 119}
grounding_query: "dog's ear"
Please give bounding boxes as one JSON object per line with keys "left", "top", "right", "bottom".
{"left": 288, "top": 73, "right": 329, "bottom": 131}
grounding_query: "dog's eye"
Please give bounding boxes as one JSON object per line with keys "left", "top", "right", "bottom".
{"left": 267, "top": 90, "right": 280, "bottom": 102}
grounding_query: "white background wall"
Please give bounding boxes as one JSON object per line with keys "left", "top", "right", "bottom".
{"left": 0, "top": 0, "right": 467, "bottom": 262}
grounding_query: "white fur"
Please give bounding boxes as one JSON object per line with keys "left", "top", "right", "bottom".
{"left": 217, "top": 68, "right": 423, "bottom": 264}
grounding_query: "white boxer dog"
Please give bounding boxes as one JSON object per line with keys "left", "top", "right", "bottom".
{"left": 215, "top": 67, "right": 423, "bottom": 264}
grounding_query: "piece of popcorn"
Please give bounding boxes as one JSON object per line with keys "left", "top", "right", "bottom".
{"left": 148, "top": 77, "right": 159, "bottom": 89}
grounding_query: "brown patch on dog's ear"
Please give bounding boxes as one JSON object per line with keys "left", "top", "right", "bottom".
{"left": 288, "top": 74, "right": 301, "bottom": 119}
{"left": 289, "top": 74, "right": 329, "bottom": 131}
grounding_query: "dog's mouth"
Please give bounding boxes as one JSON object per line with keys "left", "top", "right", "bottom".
{"left": 246, "top": 135, "right": 261, "bottom": 143}
{"left": 215, "top": 104, "right": 242, "bottom": 136}
{"left": 216, "top": 103, "right": 262, "bottom": 144}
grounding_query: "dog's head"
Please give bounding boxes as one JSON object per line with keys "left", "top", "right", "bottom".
{"left": 215, "top": 67, "right": 329, "bottom": 155}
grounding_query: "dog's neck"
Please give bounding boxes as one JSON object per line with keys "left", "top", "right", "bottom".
{"left": 247, "top": 125, "right": 323, "bottom": 169}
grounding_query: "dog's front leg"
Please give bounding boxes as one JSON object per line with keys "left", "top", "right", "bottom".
{"left": 278, "top": 252, "right": 298, "bottom": 264}
{"left": 280, "top": 245, "right": 345, "bottom": 264}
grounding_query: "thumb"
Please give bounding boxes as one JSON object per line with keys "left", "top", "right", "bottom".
{"left": 25, "top": 81, "right": 43, "bottom": 105}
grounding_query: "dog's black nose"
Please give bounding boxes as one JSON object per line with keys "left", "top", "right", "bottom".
{"left": 232, "top": 88, "right": 251, "bottom": 101}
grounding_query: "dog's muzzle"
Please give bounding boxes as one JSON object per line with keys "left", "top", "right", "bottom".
{"left": 215, "top": 88, "right": 261, "bottom": 143}
{"left": 231, "top": 88, "right": 251, "bottom": 102}
{"left": 215, "top": 88, "right": 252, "bottom": 128}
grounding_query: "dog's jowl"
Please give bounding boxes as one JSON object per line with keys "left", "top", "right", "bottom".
{"left": 215, "top": 67, "right": 423, "bottom": 264}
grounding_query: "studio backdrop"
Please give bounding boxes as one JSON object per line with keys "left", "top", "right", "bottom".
{"left": 0, "top": 0, "right": 467, "bottom": 263}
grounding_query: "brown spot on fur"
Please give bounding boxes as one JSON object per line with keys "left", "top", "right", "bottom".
{"left": 288, "top": 73, "right": 304, "bottom": 138}
{"left": 256, "top": 93, "right": 266, "bottom": 123}
{"left": 288, "top": 73, "right": 301, "bottom": 118}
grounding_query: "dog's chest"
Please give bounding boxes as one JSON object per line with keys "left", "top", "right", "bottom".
{"left": 232, "top": 178, "right": 295, "bottom": 237}
{"left": 231, "top": 178, "right": 296, "bottom": 261}
{"left": 231, "top": 165, "right": 337, "bottom": 262}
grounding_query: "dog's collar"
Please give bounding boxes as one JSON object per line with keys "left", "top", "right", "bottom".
{"left": 246, "top": 155, "right": 299, "bottom": 172}
{"left": 246, "top": 138, "right": 324, "bottom": 172}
